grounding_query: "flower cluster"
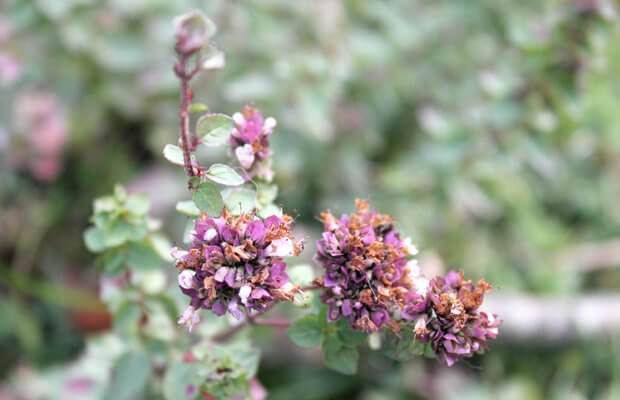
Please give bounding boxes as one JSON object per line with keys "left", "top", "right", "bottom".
{"left": 230, "top": 106, "right": 276, "bottom": 181}
{"left": 314, "top": 199, "right": 419, "bottom": 332}
{"left": 173, "top": 209, "right": 303, "bottom": 331}
{"left": 401, "top": 271, "right": 500, "bottom": 366}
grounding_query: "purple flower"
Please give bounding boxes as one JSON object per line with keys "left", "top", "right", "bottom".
{"left": 178, "top": 305, "right": 200, "bottom": 332}
{"left": 229, "top": 106, "right": 276, "bottom": 181}
{"left": 314, "top": 200, "right": 419, "bottom": 332}
{"left": 174, "top": 209, "right": 303, "bottom": 329}
{"left": 401, "top": 270, "right": 501, "bottom": 366}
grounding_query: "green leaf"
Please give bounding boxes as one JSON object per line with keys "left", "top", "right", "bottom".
{"left": 102, "top": 220, "right": 133, "bottom": 247}
{"left": 258, "top": 203, "right": 282, "bottom": 218}
{"left": 125, "top": 194, "right": 149, "bottom": 216}
{"left": 196, "top": 114, "right": 233, "bottom": 147}
{"left": 189, "top": 103, "right": 208, "bottom": 113}
{"left": 288, "top": 315, "right": 324, "bottom": 348}
{"left": 192, "top": 181, "right": 224, "bottom": 215}
{"left": 227, "top": 345, "right": 261, "bottom": 377}
{"left": 163, "top": 144, "right": 185, "bottom": 166}
{"left": 114, "top": 185, "right": 127, "bottom": 201}
{"left": 101, "top": 248, "right": 127, "bottom": 274}
{"left": 176, "top": 200, "right": 201, "bottom": 217}
{"left": 10, "top": 299, "right": 42, "bottom": 355}
{"left": 222, "top": 188, "right": 257, "bottom": 215}
{"left": 336, "top": 319, "right": 367, "bottom": 345}
{"left": 84, "top": 227, "right": 106, "bottom": 252}
{"left": 94, "top": 195, "right": 117, "bottom": 213}
{"left": 322, "top": 334, "right": 359, "bottom": 375}
{"left": 104, "top": 352, "right": 151, "bottom": 400}
{"left": 205, "top": 164, "right": 245, "bottom": 186}
{"left": 126, "top": 241, "right": 164, "bottom": 270}
{"left": 256, "top": 183, "right": 278, "bottom": 206}
{"left": 382, "top": 329, "right": 425, "bottom": 361}
{"left": 150, "top": 294, "right": 179, "bottom": 324}
{"left": 149, "top": 233, "right": 173, "bottom": 262}
{"left": 113, "top": 302, "right": 141, "bottom": 336}
{"left": 163, "top": 361, "right": 202, "bottom": 400}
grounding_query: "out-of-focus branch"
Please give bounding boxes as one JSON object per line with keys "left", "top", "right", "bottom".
{"left": 485, "top": 292, "right": 620, "bottom": 344}
{"left": 556, "top": 238, "right": 620, "bottom": 272}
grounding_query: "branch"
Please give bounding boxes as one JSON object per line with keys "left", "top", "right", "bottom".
{"left": 253, "top": 318, "right": 290, "bottom": 328}
{"left": 212, "top": 321, "right": 250, "bottom": 343}
{"left": 556, "top": 238, "right": 620, "bottom": 272}
{"left": 174, "top": 54, "right": 196, "bottom": 178}
{"left": 485, "top": 292, "right": 620, "bottom": 344}
{"left": 211, "top": 304, "right": 290, "bottom": 342}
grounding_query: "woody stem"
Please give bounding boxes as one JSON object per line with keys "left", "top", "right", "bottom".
{"left": 175, "top": 54, "right": 196, "bottom": 178}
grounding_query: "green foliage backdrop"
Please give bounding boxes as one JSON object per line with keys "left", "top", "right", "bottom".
{"left": 2, "top": 0, "right": 620, "bottom": 399}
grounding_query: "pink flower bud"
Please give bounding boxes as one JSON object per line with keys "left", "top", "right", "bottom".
{"left": 173, "top": 11, "right": 216, "bottom": 55}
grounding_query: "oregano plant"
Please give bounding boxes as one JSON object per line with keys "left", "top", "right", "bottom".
{"left": 83, "top": 10, "right": 500, "bottom": 399}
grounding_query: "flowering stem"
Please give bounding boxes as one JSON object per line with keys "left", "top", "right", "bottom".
{"left": 253, "top": 318, "right": 290, "bottom": 328}
{"left": 211, "top": 305, "right": 291, "bottom": 342}
{"left": 175, "top": 54, "right": 196, "bottom": 178}
{"left": 212, "top": 321, "right": 249, "bottom": 343}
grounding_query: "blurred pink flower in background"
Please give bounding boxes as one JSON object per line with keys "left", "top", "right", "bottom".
{"left": 0, "top": 52, "right": 22, "bottom": 85}
{"left": 14, "top": 89, "right": 68, "bottom": 182}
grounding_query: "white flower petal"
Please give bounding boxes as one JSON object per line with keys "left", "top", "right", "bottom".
{"left": 263, "top": 117, "right": 277, "bottom": 133}
{"left": 403, "top": 237, "right": 418, "bottom": 256}
{"left": 414, "top": 277, "right": 429, "bottom": 296}
{"left": 239, "top": 285, "right": 252, "bottom": 305}
{"left": 235, "top": 144, "right": 255, "bottom": 169}
{"left": 204, "top": 228, "right": 217, "bottom": 241}
{"left": 232, "top": 112, "right": 245, "bottom": 126}
{"left": 265, "top": 237, "right": 295, "bottom": 257}
{"left": 170, "top": 247, "right": 188, "bottom": 260}
{"left": 178, "top": 269, "right": 196, "bottom": 289}
{"left": 202, "top": 51, "right": 225, "bottom": 70}
{"left": 178, "top": 306, "right": 200, "bottom": 332}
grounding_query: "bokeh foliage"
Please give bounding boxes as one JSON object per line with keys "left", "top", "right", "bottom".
{"left": 2, "top": 0, "right": 620, "bottom": 398}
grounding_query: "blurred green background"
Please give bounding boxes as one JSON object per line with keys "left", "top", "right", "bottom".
{"left": 2, "top": 0, "right": 620, "bottom": 398}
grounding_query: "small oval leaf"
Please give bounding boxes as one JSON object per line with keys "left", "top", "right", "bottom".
{"left": 176, "top": 200, "right": 201, "bottom": 217}
{"left": 163, "top": 144, "right": 185, "bottom": 166}
{"left": 288, "top": 315, "right": 323, "bottom": 348}
{"left": 205, "top": 164, "right": 245, "bottom": 186}
{"left": 193, "top": 181, "right": 224, "bottom": 215}
{"left": 222, "top": 188, "right": 257, "bottom": 215}
{"left": 196, "top": 114, "right": 233, "bottom": 147}
{"left": 189, "top": 103, "right": 209, "bottom": 113}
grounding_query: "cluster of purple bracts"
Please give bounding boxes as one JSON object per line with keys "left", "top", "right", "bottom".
{"left": 313, "top": 199, "right": 500, "bottom": 366}
{"left": 173, "top": 209, "right": 302, "bottom": 331}
{"left": 401, "top": 271, "right": 501, "bottom": 367}
{"left": 314, "top": 200, "right": 419, "bottom": 333}
{"left": 230, "top": 106, "right": 276, "bottom": 181}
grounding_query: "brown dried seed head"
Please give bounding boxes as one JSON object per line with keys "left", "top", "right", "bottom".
{"left": 203, "top": 277, "right": 217, "bottom": 300}
{"left": 354, "top": 314, "right": 378, "bottom": 332}
{"left": 377, "top": 286, "right": 393, "bottom": 303}
{"left": 387, "top": 319, "right": 401, "bottom": 333}
{"left": 349, "top": 255, "right": 366, "bottom": 271}
{"left": 367, "top": 241, "right": 385, "bottom": 261}
{"left": 360, "top": 289, "right": 375, "bottom": 306}
{"left": 355, "top": 198, "right": 370, "bottom": 213}
{"left": 435, "top": 292, "right": 453, "bottom": 316}
{"left": 460, "top": 279, "right": 492, "bottom": 311}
